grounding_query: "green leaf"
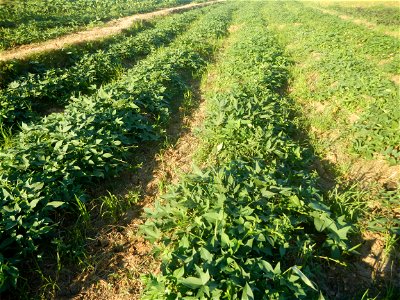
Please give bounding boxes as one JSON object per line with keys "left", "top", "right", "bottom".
{"left": 309, "top": 201, "right": 331, "bottom": 213}
{"left": 199, "top": 247, "right": 213, "bottom": 262}
{"left": 54, "top": 140, "right": 63, "bottom": 151}
{"left": 221, "top": 231, "right": 230, "bottom": 247}
{"left": 291, "top": 266, "right": 317, "bottom": 291}
{"left": 259, "top": 260, "right": 274, "bottom": 273}
{"left": 20, "top": 122, "right": 30, "bottom": 131}
{"left": 241, "top": 283, "right": 254, "bottom": 300}
{"left": 46, "top": 201, "right": 65, "bottom": 208}
{"left": 178, "top": 268, "right": 210, "bottom": 290}
{"left": 173, "top": 266, "right": 185, "bottom": 279}
{"left": 289, "top": 195, "right": 301, "bottom": 207}
{"left": 198, "top": 268, "right": 210, "bottom": 284}
{"left": 203, "top": 212, "right": 222, "bottom": 223}
{"left": 313, "top": 212, "right": 333, "bottom": 232}
{"left": 29, "top": 199, "right": 40, "bottom": 209}
{"left": 179, "top": 276, "right": 204, "bottom": 289}
{"left": 261, "top": 189, "right": 275, "bottom": 198}
{"left": 273, "top": 262, "right": 281, "bottom": 274}
{"left": 333, "top": 225, "right": 351, "bottom": 240}
{"left": 142, "top": 226, "right": 161, "bottom": 243}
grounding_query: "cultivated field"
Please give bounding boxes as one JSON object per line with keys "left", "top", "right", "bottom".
{"left": 0, "top": 0, "right": 399, "bottom": 299}
{"left": 0, "top": 0, "right": 210, "bottom": 50}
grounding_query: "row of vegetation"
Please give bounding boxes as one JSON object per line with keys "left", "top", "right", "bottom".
{"left": 0, "top": 0, "right": 398, "bottom": 298}
{"left": 263, "top": 2, "right": 400, "bottom": 297}
{"left": 141, "top": 3, "right": 359, "bottom": 299}
{"left": 0, "top": 2, "right": 235, "bottom": 293}
{"left": 0, "top": 7, "right": 206, "bottom": 139}
{"left": 326, "top": 3, "right": 400, "bottom": 26}
{"left": 0, "top": 0, "right": 204, "bottom": 50}
{"left": 263, "top": 1, "right": 399, "bottom": 165}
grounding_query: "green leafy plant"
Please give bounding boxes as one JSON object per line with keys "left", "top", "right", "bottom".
{"left": 0, "top": 7, "right": 206, "bottom": 136}
{"left": 0, "top": 3, "right": 235, "bottom": 292}
{"left": 141, "top": 4, "right": 354, "bottom": 298}
{"left": 262, "top": 1, "right": 399, "bottom": 164}
{"left": 0, "top": 0, "right": 200, "bottom": 50}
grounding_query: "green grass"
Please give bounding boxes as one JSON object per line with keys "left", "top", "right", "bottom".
{"left": 0, "top": 1, "right": 398, "bottom": 298}
{"left": 0, "top": 20, "right": 149, "bottom": 87}
{"left": 262, "top": 2, "right": 400, "bottom": 297}
{"left": 328, "top": 4, "right": 400, "bottom": 26}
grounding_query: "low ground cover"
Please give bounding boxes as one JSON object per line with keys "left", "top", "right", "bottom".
{"left": 141, "top": 3, "right": 360, "bottom": 298}
{"left": 327, "top": 3, "right": 400, "bottom": 26}
{"left": 0, "top": 0, "right": 202, "bottom": 50}
{"left": 0, "top": 1, "right": 398, "bottom": 298}
{"left": 0, "top": 3, "right": 234, "bottom": 293}
{"left": 264, "top": 1, "right": 399, "bottom": 166}
{"left": 0, "top": 7, "right": 208, "bottom": 139}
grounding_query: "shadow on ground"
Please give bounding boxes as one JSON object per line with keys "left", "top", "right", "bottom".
{"left": 283, "top": 73, "right": 400, "bottom": 299}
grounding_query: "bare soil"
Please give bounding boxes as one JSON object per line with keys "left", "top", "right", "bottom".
{"left": 0, "top": 0, "right": 224, "bottom": 62}
{"left": 347, "top": 157, "right": 400, "bottom": 189}
{"left": 391, "top": 74, "right": 400, "bottom": 85}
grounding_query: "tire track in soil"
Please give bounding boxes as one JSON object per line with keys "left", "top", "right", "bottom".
{"left": 0, "top": 0, "right": 224, "bottom": 62}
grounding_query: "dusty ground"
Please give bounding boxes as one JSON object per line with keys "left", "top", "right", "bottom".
{"left": 0, "top": 0, "right": 224, "bottom": 62}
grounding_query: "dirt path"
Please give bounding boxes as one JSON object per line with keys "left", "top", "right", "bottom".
{"left": 314, "top": 7, "right": 399, "bottom": 38}
{"left": 0, "top": 0, "right": 224, "bottom": 62}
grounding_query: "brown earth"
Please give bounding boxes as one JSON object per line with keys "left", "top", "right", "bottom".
{"left": 391, "top": 74, "right": 400, "bottom": 85}
{"left": 0, "top": 0, "right": 224, "bottom": 62}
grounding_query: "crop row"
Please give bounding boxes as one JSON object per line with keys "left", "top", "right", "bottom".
{"left": 288, "top": 2, "right": 399, "bottom": 74}
{"left": 0, "top": 3, "right": 235, "bottom": 292}
{"left": 0, "top": 6, "right": 207, "bottom": 134}
{"left": 327, "top": 3, "right": 400, "bottom": 26}
{"left": 0, "top": 0, "right": 200, "bottom": 50}
{"left": 0, "top": 22, "right": 148, "bottom": 87}
{"left": 141, "top": 3, "right": 354, "bottom": 299}
{"left": 263, "top": 1, "right": 399, "bottom": 164}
